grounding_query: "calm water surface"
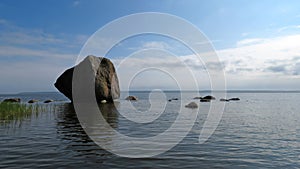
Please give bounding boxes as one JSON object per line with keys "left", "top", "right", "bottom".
{"left": 0, "top": 91, "right": 299, "bottom": 168}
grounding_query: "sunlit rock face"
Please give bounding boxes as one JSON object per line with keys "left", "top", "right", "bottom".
{"left": 54, "top": 55, "right": 120, "bottom": 103}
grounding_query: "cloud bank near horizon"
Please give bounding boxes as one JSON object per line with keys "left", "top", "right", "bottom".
{"left": 1, "top": 19, "right": 300, "bottom": 93}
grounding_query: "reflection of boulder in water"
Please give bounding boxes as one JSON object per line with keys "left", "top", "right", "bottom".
{"left": 56, "top": 102, "right": 119, "bottom": 145}
{"left": 56, "top": 103, "right": 115, "bottom": 160}
{"left": 56, "top": 103, "right": 90, "bottom": 143}
{"left": 54, "top": 103, "right": 120, "bottom": 161}
{"left": 98, "top": 102, "right": 119, "bottom": 128}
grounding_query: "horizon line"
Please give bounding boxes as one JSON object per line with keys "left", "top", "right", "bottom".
{"left": 2, "top": 89, "right": 300, "bottom": 95}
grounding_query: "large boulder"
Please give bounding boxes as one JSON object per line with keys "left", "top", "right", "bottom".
{"left": 54, "top": 55, "right": 120, "bottom": 103}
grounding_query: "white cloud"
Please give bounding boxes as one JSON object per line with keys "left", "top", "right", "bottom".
{"left": 127, "top": 41, "right": 171, "bottom": 51}
{"left": 0, "top": 31, "right": 65, "bottom": 46}
{"left": 111, "top": 34, "right": 300, "bottom": 90}
{"left": 241, "top": 32, "right": 250, "bottom": 37}
{"left": 2, "top": 17, "right": 300, "bottom": 92}
{"left": 222, "top": 34, "right": 300, "bottom": 75}
{"left": 277, "top": 25, "right": 300, "bottom": 32}
{"left": 141, "top": 41, "right": 170, "bottom": 49}
{"left": 0, "top": 46, "right": 74, "bottom": 59}
{"left": 0, "top": 18, "right": 8, "bottom": 25}
{"left": 73, "top": 1, "right": 80, "bottom": 6}
{"left": 0, "top": 61, "right": 70, "bottom": 93}
{"left": 0, "top": 19, "right": 81, "bottom": 93}
{"left": 218, "top": 34, "right": 300, "bottom": 89}
{"left": 236, "top": 38, "right": 265, "bottom": 47}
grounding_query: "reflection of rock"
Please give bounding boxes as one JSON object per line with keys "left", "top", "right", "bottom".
{"left": 98, "top": 102, "right": 119, "bottom": 127}
{"left": 54, "top": 55, "right": 120, "bottom": 103}
{"left": 202, "top": 95, "right": 216, "bottom": 100}
{"left": 185, "top": 102, "right": 198, "bottom": 109}
{"left": 56, "top": 102, "right": 119, "bottom": 152}
{"left": 44, "top": 99, "right": 54, "bottom": 103}
{"left": 125, "top": 96, "right": 138, "bottom": 101}
{"left": 168, "top": 98, "right": 179, "bottom": 102}
{"left": 220, "top": 98, "right": 229, "bottom": 102}
{"left": 229, "top": 98, "right": 240, "bottom": 101}
{"left": 3, "top": 98, "right": 21, "bottom": 103}
{"left": 56, "top": 103, "right": 93, "bottom": 145}
{"left": 28, "top": 99, "right": 38, "bottom": 103}
{"left": 200, "top": 99, "right": 210, "bottom": 102}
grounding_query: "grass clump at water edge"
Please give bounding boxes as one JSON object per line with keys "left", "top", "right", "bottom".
{"left": 0, "top": 102, "right": 40, "bottom": 123}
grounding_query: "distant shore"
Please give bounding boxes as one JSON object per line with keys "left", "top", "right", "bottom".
{"left": 1, "top": 89, "right": 300, "bottom": 95}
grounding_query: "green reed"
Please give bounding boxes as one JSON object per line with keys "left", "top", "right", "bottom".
{"left": 0, "top": 102, "right": 39, "bottom": 123}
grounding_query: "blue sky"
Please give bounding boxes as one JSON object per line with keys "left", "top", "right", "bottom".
{"left": 1, "top": 0, "right": 300, "bottom": 93}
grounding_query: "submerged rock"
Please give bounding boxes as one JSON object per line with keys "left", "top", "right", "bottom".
{"left": 185, "top": 102, "right": 198, "bottom": 109}
{"left": 28, "top": 99, "right": 38, "bottom": 103}
{"left": 193, "top": 96, "right": 202, "bottom": 99}
{"left": 125, "top": 96, "right": 138, "bottom": 101}
{"left": 54, "top": 55, "right": 120, "bottom": 103}
{"left": 3, "top": 98, "right": 21, "bottom": 103}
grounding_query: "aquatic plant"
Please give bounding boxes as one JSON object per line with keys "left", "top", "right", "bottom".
{"left": 0, "top": 102, "right": 40, "bottom": 124}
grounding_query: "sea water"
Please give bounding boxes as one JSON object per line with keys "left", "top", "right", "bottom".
{"left": 0, "top": 91, "right": 299, "bottom": 168}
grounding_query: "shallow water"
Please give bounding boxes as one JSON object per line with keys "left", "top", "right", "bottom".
{"left": 0, "top": 91, "right": 299, "bottom": 168}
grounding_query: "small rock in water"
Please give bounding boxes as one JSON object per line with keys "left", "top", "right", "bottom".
{"left": 220, "top": 98, "right": 229, "bottom": 102}
{"left": 28, "top": 99, "right": 38, "bottom": 103}
{"left": 44, "top": 99, "right": 54, "bottom": 103}
{"left": 3, "top": 98, "right": 21, "bottom": 103}
{"left": 125, "top": 96, "right": 138, "bottom": 101}
{"left": 202, "top": 95, "right": 216, "bottom": 100}
{"left": 185, "top": 102, "right": 198, "bottom": 109}
{"left": 100, "top": 100, "right": 107, "bottom": 104}
{"left": 193, "top": 96, "right": 202, "bottom": 99}
{"left": 229, "top": 98, "right": 240, "bottom": 101}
